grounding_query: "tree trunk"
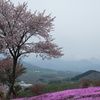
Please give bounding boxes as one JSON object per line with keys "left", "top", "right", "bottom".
{"left": 6, "top": 58, "right": 17, "bottom": 100}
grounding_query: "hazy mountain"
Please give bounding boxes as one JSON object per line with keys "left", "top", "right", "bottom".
{"left": 21, "top": 61, "right": 56, "bottom": 72}
{"left": 24, "top": 58, "right": 100, "bottom": 72}
{"left": 22, "top": 61, "right": 79, "bottom": 76}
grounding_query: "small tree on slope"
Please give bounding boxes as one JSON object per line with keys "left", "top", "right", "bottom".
{"left": 0, "top": 57, "right": 26, "bottom": 97}
{"left": 0, "top": 0, "right": 63, "bottom": 99}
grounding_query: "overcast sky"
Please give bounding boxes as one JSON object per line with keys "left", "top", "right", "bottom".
{"left": 11, "top": 0, "right": 100, "bottom": 60}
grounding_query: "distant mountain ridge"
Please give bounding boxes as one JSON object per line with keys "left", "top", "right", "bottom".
{"left": 24, "top": 58, "right": 100, "bottom": 72}
{"left": 21, "top": 61, "right": 79, "bottom": 75}
{"left": 21, "top": 61, "right": 55, "bottom": 72}
{"left": 71, "top": 70, "right": 100, "bottom": 81}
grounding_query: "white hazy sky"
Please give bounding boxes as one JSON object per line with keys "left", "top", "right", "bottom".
{"left": 11, "top": 0, "right": 100, "bottom": 60}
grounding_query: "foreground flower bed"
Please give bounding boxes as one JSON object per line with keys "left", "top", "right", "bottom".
{"left": 12, "top": 87, "right": 100, "bottom": 100}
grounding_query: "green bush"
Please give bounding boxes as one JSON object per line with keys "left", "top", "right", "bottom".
{"left": 17, "top": 89, "right": 31, "bottom": 98}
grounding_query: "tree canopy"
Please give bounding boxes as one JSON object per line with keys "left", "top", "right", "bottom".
{"left": 0, "top": 0, "right": 63, "bottom": 60}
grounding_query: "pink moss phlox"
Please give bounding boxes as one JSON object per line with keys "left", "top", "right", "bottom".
{"left": 12, "top": 87, "right": 100, "bottom": 100}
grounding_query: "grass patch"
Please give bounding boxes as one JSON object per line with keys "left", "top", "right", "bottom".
{"left": 16, "top": 82, "right": 80, "bottom": 98}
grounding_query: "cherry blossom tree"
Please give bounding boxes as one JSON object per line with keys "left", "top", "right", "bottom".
{"left": 0, "top": 0, "right": 63, "bottom": 99}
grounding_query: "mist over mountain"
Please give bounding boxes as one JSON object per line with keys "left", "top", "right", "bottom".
{"left": 23, "top": 57, "right": 100, "bottom": 72}
{"left": 1, "top": 54, "right": 100, "bottom": 73}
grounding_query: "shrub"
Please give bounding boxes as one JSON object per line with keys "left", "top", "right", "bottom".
{"left": 93, "top": 80, "right": 100, "bottom": 87}
{"left": 30, "top": 83, "right": 45, "bottom": 95}
{"left": 0, "top": 85, "right": 7, "bottom": 100}
{"left": 80, "top": 78, "right": 91, "bottom": 88}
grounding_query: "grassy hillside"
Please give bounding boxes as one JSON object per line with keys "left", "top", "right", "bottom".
{"left": 19, "top": 62, "right": 80, "bottom": 83}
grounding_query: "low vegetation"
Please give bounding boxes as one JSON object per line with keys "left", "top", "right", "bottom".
{"left": 11, "top": 70, "right": 100, "bottom": 99}
{"left": 12, "top": 87, "right": 100, "bottom": 100}
{"left": 0, "top": 68, "right": 100, "bottom": 99}
{"left": 14, "top": 82, "right": 80, "bottom": 98}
